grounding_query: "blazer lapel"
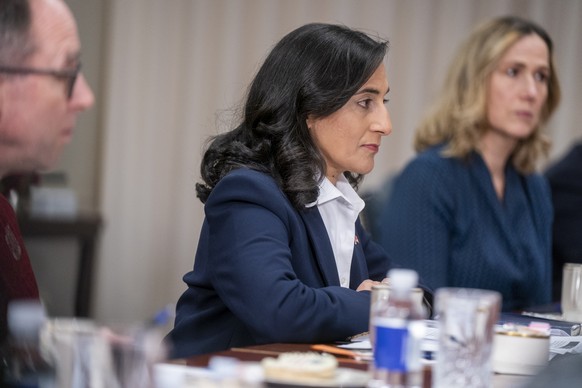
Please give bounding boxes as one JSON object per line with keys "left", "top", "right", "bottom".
{"left": 349, "top": 230, "right": 368, "bottom": 288}
{"left": 299, "top": 207, "right": 340, "bottom": 286}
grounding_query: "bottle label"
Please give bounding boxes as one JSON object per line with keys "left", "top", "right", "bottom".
{"left": 373, "top": 318, "right": 409, "bottom": 372}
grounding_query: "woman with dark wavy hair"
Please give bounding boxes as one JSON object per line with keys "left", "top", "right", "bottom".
{"left": 169, "top": 23, "right": 394, "bottom": 357}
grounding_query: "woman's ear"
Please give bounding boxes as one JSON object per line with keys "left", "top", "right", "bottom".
{"left": 306, "top": 115, "right": 316, "bottom": 131}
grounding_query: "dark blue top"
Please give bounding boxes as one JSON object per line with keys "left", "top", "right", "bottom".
{"left": 378, "top": 144, "right": 552, "bottom": 311}
{"left": 545, "top": 143, "right": 582, "bottom": 299}
{"left": 169, "top": 168, "right": 392, "bottom": 358}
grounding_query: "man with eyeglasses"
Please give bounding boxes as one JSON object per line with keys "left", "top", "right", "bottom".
{"left": 0, "top": 0, "right": 94, "bottom": 343}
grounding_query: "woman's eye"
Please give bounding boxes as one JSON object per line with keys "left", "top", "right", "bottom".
{"left": 358, "top": 99, "right": 372, "bottom": 109}
{"left": 506, "top": 68, "right": 518, "bottom": 77}
{"left": 534, "top": 72, "right": 549, "bottom": 83}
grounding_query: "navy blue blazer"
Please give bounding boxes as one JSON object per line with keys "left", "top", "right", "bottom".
{"left": 169, "top": 168, "right": 391, "bottom": 358}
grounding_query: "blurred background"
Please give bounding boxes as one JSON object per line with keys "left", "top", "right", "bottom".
{"left": 24, "top": 0, "right": 581, "bottom": 327}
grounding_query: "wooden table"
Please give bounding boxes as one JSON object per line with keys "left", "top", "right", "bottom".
{"left": 184, "top": 343, "right": 368, "bottom": 370}
{"left": 174, "top": 343, "right": 532, "bottom": 387}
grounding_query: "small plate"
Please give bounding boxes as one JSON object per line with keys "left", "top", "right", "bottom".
{"left": 265, "top": 368, "right": 370, "bottom": 387}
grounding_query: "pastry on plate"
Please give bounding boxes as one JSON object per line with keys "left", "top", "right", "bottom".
{"left": 262, "top": 352, "right": 338, "bottom": 383}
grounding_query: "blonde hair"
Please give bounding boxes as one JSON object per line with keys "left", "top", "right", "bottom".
{"left": 414, "top": 16, "right": 561, "bottom": 173}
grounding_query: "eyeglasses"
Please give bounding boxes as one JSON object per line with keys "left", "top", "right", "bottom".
{"left": 0, "top": 62, "right": 81, "bottom": 99}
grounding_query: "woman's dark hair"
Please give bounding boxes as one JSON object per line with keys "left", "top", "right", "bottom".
{"left": 196, "top": 23, "right": 388, "bottom": 209}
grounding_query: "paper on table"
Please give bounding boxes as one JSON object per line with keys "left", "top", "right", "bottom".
{"left": 339, "top": 339, "right": 371, "bottom": 350}
{"left": 341, "top": 320, "right": 582, "bottom": 361}
{"left": 550, "top": 335, "right": 582, "bottom": 358}
{"left": 503, "top": 312, "right": 581, "bottom": 336}
{"left": 339, "top": 320, "right": 439, "bottom": 357}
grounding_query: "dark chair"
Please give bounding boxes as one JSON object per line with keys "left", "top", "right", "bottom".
{"left": 360, "top": 174, "right": 396, "bottom": 243}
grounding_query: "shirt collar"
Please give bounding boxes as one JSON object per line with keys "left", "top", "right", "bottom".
{"left": 307, "top": 174, "right": 365, "bottom": 212}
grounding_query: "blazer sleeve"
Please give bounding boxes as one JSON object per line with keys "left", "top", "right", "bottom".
{"left": 204, "top": 170, "right": 372, "bottom": 343}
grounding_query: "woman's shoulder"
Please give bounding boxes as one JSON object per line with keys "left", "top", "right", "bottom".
{"left": 221, "top": 167, "right": 275, "bottom": 183}
{"left": 522, "top": 170, "right": 551, "bottom": 197}
{"left": 208, "top": 168, "right": 290, "bottom": 208}
{"left": 213, "top": 168, "right": 279, "bottom": 193}
{"left": 401, "top": 144, "right": 461, "bottom": 180}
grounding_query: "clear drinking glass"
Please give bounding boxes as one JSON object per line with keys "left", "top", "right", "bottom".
{"left": 562, "top": 263, "right": 582, "bottom": 322}
{"left": 433, "top": 288, "right": 501, "bottom": 388}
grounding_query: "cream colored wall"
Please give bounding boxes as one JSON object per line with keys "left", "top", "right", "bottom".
{"left": 58, "top": 0, "right": 107, "bottom": 212}
{"left": 34, "top": 0, "right": 582, "bottom": 323}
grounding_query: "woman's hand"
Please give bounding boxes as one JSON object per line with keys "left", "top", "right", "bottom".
{"left": 356, "top": 277, "right": 391, "bottom": 291}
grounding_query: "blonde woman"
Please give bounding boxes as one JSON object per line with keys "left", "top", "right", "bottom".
{"left": 379, "top": 16, "right": 560, "bottom": 311}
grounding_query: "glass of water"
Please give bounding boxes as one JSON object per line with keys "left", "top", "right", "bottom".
{"left": 433, "top": 288, "right": 501, "bottom": 388}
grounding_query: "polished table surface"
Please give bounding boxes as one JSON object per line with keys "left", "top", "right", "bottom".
{"left": 174, "top": 343, "right": 533, "bottom": 387}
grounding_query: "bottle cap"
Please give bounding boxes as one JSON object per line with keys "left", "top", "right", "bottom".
{"left": 387, "top": 269, "right": 418, "bottom": 291}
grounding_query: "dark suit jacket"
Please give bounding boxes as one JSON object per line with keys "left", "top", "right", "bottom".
{"left": 546, "top": 143, "right": 582, "bottom": 299}
{"left": 169, "top": 168, "right": 391, "bottom": 358}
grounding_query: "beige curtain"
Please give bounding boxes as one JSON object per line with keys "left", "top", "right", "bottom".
{"left": 94, "top": 0, "right": 582, "bottom": 324}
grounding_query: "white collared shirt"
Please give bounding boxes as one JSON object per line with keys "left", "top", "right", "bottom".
{"left": 309, "top": 174, "right": 365, "bottom": 288}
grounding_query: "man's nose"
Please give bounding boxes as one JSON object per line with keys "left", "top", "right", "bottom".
{"left": 70, "top": 73, "right": 94, "bottom": 110}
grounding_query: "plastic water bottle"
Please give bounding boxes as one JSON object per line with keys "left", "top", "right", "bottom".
{"left": 2, "top": 300, "right": 55, "bottom": 388}
{"left": 368, "top": 269, "right": 425, "bottom": 388}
